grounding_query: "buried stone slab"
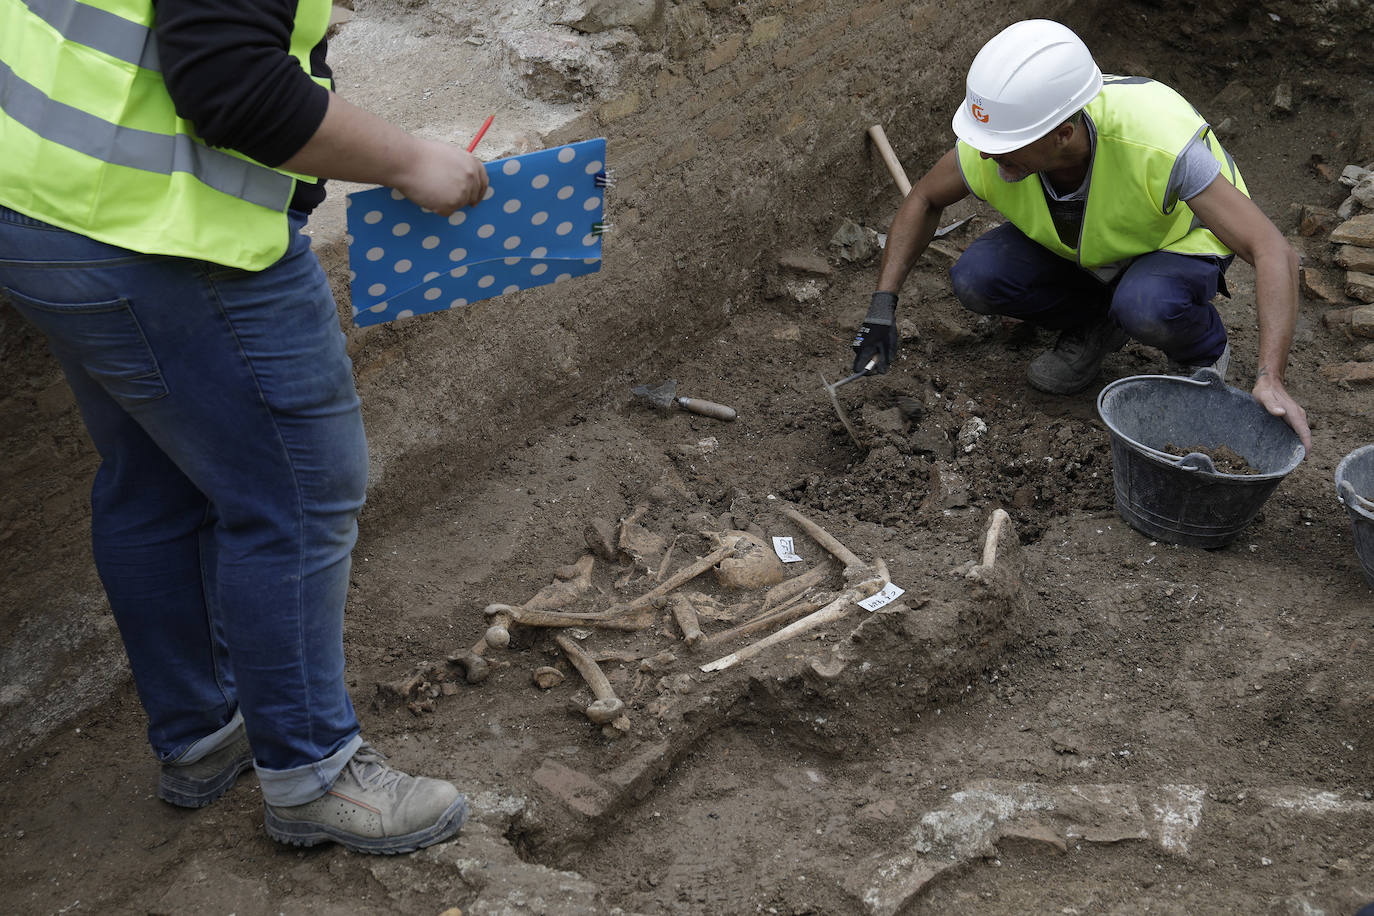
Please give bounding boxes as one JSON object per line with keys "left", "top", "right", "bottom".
{"left": 851, "top": 780, "right": 1208, "bottom": 916}
{"left": 850, "top": 782, "right": 1374, "bottom": 916}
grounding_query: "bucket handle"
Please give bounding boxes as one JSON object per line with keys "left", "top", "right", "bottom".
{"left": 1188, "top": 367, "right": 1228, "bottom": 388}
{"left": 1338, "top": 479, "right": 1374, "bottom": 512}
{"left": 1176, "top": 451, "right": 1218, "bottom": 474}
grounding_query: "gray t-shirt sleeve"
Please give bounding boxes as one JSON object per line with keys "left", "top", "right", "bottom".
{"left": 1173, "top": 135, "right": 1224, "bottom": 203}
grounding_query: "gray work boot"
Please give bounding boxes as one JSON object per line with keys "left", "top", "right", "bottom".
{"left": 263, "top": 745, "right": 467, "bottom": 855}
{"left": 1168, "top": 342, "right": 1231, "bottom": 382}
{"left": 158, "top": 722, "right": 254, "bottom": 808}
{"left": 1026, "top": 315, "right": 1129, "bottom": 395}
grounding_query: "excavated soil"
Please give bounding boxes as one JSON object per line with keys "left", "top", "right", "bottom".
{"left": 2, "top": 1, "right": 1372, "bottom": 914}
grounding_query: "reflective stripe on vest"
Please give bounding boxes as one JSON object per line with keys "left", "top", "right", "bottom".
{"left": 0, "top": 0, "right": 331, "bottom": 270}
{"left": 25, "top": 0, "right": 160, "bottom": 70}
{"left": 0, "top": 59, "right": 293, "bottom": 211}
{"left": 956, "top": 78, "right": 1247, "bottom": 269}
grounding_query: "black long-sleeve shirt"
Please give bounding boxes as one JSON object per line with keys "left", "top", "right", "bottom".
{"left": 154, "top": 0, "right": 333, "bottom": 212}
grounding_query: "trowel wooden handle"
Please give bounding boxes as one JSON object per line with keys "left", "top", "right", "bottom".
{"left": 867, "top": 124, "right": 913, "bottom": 196}
{"left": 676, "top": 397, "right": 737, "bottom": 422}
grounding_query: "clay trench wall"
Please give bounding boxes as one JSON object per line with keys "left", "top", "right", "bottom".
{"left": 334, "top": 0, "right": 1084, "bottom": 519}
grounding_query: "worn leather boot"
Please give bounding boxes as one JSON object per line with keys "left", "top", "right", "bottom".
{"left": 264, "top": 745, "right": 467, "bottom": 855}
{"left": 1026, "top": 314, "right": 1129, "bottom": 395}
{"left": 158, "top": 722, "right": 254, "bottom": 808}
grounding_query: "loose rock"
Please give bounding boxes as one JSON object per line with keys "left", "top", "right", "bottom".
{"left": 1347, "top": 271, "right": 1374, "bottom": 303}
{"left": 1320, "top": 362, "right": 1374, "bottom": 384}
{"left": 1332, "top": 213, "right": 1374, "bottom": 247}
{"left": 829, "top": 219, "right": 881, "bottom": 263}
{"left": 1336, "top": 245, "right": 1374, "bottom": 273}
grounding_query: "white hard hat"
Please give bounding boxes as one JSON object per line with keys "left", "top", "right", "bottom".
{"left": 951, "top": 20, "right": 1103, "bottom": 155}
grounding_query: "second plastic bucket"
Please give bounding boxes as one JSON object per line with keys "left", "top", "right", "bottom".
{"left": 1335, "top": 444, "right": 1374, "bottom": 587}
{"left": 1096, "top": 369, "right": 1305, "bottom": 549}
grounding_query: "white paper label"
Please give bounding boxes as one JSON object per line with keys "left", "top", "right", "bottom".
{"left": 771, "top": 536, "right": 804, "bottom": 563}
{"left": 858, "top": 582, "right": 905, "bottom": 611}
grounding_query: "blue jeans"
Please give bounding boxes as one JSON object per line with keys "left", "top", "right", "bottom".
{"left": 949, "top": 222, "right": 1231, "bottom": 366}
{"left": 0, "top": 206, "right": 365, "bottom": 805}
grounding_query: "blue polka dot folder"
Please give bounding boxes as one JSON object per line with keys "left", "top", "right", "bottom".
{"left": 345, "top": 138, "right": 606, "bottom": 327}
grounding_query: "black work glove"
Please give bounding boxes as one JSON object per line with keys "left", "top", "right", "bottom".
{"left": 852, "top": 291, "right": 899, "bottom": 374}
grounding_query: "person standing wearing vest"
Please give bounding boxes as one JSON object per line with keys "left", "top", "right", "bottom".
{"left": 851, "top": 19, "right": 1310, "bottom": 450}
{"left": 0, "top": 0, "right": 489, "bottom": 853}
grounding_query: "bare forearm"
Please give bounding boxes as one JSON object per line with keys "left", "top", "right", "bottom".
{"left": 281, "top": 93, "right": 488, "bottom": 215}
{"left": 877, "top": 193, "right": 942, "bottom": 293}
{"left": 1252, "top": 243, "right": 1300, "bottom": 383}
{"left": 874, "top": 147, "right": 969, "bottom": 294}
{"left": 280, "top": 93, "right": 420, "bottom": 185}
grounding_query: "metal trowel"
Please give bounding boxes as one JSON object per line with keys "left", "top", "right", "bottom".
{"left": 631, "top": 378, "right": 738, "bottom": 422}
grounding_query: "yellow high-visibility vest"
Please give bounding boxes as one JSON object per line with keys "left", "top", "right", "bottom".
{"left": 0, "top": 0, "right": 331, "bottom": 270}
{"left": 957, "top": 77, "right": 1247, "bottom": 270}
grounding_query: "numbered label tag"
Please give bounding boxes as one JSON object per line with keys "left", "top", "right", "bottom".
{"left": 771, "top": 536, "right": 804, "bottom": 563}
{"left": 858, "top": 582, "right": 906, "bottom": 611}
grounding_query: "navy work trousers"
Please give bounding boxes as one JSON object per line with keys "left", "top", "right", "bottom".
{"left": 949, "top": 222, "right": 1231, "bottom": 366}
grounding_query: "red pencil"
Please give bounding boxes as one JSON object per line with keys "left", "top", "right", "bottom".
{"left": 467, "top": 115, "right": 494, "bottom": 152}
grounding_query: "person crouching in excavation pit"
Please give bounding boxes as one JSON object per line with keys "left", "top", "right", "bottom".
{"left": 851, "top": 19, "right": 1311, "bottom": 450}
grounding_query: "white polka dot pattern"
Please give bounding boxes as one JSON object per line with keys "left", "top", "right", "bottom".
{"left": 347, "top": 138, "right": 605, "bottom": 327}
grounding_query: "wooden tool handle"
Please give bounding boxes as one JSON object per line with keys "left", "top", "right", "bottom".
{"left": 677, "top": 397, "right": 737, "bottom": 422}
{"left": 867, "top": 124, "right": 913, "bottom": 196}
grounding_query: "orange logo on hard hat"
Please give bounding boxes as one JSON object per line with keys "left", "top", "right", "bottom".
{"left": 971, "top": 104, "right": 989, "bottom": 123}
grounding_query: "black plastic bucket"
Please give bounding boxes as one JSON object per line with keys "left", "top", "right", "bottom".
{"left": 1334, "top": 444, "right": 1374, "bottom": 587}
{"left": 1096, "top": 369, "right": 1305, "bottom": 549}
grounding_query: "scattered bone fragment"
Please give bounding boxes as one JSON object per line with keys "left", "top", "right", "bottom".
{"left": 555, "top": 633, "right": 630, "bottom": 736}
{"left": 638, "top": 650, "right": 676, "bottom": 673}
{"left": 533, "top": 666, "right": 565, "bottom": 689}
{"left": 448, "top": 649, "right": 490, "bottom": 684}
{"left": 713, "top": 530, "right": 785, "bottom": 590}
{"left": 668, "top": 594, "right": 704, "bottom": 647}
{"left": 522, "top": 554, "right": 596, "bottom": 611}
{"left": 375, "top": 661, "right": 446, "bottom": 709}
{"left": 700, "top": 561, "right": 889, "bottom": 673}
